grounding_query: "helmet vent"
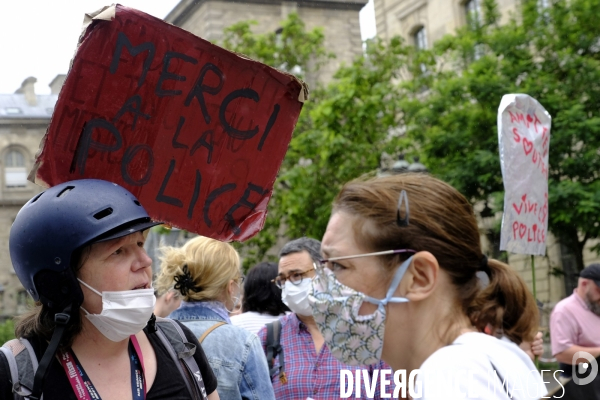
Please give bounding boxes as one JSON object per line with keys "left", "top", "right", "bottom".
{"left": 93, "top": 207, "right": 113, "bottom": 220}
{"left": 31, "top": 192, "right": 44, "bottom": 203}
{"left": 133, "top": 200, "right": 141, "bottom": 206}
{"left": 57, "top": 186, "right": 75, "bottom": 198}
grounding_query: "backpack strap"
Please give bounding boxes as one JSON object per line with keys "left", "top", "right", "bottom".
{"left": 1, "top": 338, "right": 41, "bottom": 400}
{"left": 265, "top": 320, "right": 286, "bottom": 384}
{"left": 198, "top": 322, "right": 226, "bottom": 344}
{"left": 155, "top": 318, "right": 208, "bottom": 400}
{"left": 0, "top": 345, "right": 20, "bottom": 400}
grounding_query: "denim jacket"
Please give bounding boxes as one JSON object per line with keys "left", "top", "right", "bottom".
{"left": 169, "top": 301, "right": 275, "bottom": 400}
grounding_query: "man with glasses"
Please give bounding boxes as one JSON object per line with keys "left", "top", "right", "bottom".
{"left": 258, "top": 237, "right": 391, "bottom": 399}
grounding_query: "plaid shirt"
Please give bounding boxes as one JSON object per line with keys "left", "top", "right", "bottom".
{"left": 258, "top": 313, "right": 393, "bottom": 400}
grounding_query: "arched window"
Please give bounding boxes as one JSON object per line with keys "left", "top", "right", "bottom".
{"left": 414, "top": 27, "right": 427, "bottom": 51}
{"left": 465, "top": 0, "right": 482, "bottom": 27}
{"left": 4, "top": 149, "right": 28, "bottom": 188}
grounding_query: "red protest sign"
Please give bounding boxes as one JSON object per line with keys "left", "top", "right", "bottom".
{"left": 30, "top": 4, "right": 308, "bottom": 242}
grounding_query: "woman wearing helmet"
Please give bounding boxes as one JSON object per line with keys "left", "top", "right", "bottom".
{"left": 0, "top": 179, "right": 219, "bottom": 400}
{"left": 309, "top": 174, "right": 547, "bottom": 400}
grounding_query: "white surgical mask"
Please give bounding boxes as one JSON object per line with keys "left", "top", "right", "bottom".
{"left": 282, "top": 278, "right": 313, "bottom": 316}
{"left": 308, "top": 256, "right": 412, "bottom": 366}
{"left": 78, "top": 279, "right": 156, "bottom": 342}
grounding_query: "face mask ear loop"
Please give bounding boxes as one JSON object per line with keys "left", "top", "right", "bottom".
{"left": 77, "top": 278, "right": 102, "bottom": 297}
{"left": 80, "top": 306, "right": 91, "bottom": 315}
{"left": 225, "top": 281, "right": 242, "bottom": 313}
{"left": 384, "top": 256, "right": 413, "bottom": 302}
{"left": 364, "top": 256, "right": 413, "bottom": 306}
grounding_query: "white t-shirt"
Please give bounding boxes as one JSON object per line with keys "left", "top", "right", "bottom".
{"left": 230, "top": 311, "right": 283, "bottom": 335}
{"left": 415, "top": 332, "right": 547, "bottom": 400}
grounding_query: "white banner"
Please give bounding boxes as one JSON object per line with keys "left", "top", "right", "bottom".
{"left": 498, "top": 94, "right": 551, "bottom": 256}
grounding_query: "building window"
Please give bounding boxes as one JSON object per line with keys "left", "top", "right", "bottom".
{"left": 414, "top": 27, "right": 427, "bottom": 50}
{"left": 537, "top": 0, "right": 551, "bottom": 21}
{"left": 4, "top": 149, "right": 28, "bottom": 188}
{"left": 465, "top": 0, "right": 483, "bottom": 27}
{"left": 274, "top": 27, "right": 304, "bottom": 77}
{"left": 5, "top": 107, "right": 22, "bottom": 115}
{"left": 538, "top": 0, "right": 550, "bottom": 10}
{"left": 413, "top": 27, "right": 429, "bottom": 75}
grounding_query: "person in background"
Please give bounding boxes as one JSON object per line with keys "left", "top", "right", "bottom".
{"left": 154, "top": 287, "right": 182, "bottom": 318}
{"left": 258, "top": 237, "right": 391, "bottom": 400}
{"left": 309, "top": 174, "right": 547, "bottom": 399}
{"left": 155, "top": 236, "right": 275, "bottom": 400}
{"left": 231, "top": 262, "right": 289, "bottom": 335}
{"left": 550, "top": 264, "right": 600, "bottom": 377}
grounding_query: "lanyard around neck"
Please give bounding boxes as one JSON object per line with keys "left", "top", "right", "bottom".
{"left": 59, "top": 335, "right": 146, "bottom": 400}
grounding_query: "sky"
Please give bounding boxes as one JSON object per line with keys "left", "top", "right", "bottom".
{"left": 0, "top": 0, "right": 376, "bottom": 95}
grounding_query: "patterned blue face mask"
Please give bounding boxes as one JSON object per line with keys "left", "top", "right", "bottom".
{"left": 308, "top": 254, "right": 414, "bottom": 366}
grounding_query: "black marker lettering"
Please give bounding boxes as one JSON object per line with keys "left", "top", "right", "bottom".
{"left": 172, "top": 116, "right": 188, "bottom": 149}
{"left": 184, "top": 63, "right": 224, "bottom": 124}
{"left": 109, "top": 31, "right": 155, "bottom": 88}
{"left": 72, "top": 119, "right": 122, "bottom": 175}
{"left": 112, "top": 95, "right": 150, "bottom": 130}
{"left": 203, "top": 183, "right": 236, "bottom": 228}
{"left": 258, "top": 104, "right": 280, "bottom": 151}
{"left": 190, "top": 130, "right": 214, "bottom": 164}
{"left": 224, "top": 183, "right": 268, "bottom": 235}
{"left": 219, "top": 89, "right": 260, "bottom": 140}
{"left": 121, "top": 144, "right": 154, "bottom": 186}
{"left": 155, "top": 51, "right": 198, "bottom": 97}
{"left": 187, "top": 170, "right": 202, "bottom": 219}
{"left": 156, "top": 159, "right": 183, "bottom": 207}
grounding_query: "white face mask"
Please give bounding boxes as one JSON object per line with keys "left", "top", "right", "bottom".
{"left": 78, "top": 279, "right": 156, "bottom": 342}
{"left": 282, "top": 278, "right": 313, "bottom": 316}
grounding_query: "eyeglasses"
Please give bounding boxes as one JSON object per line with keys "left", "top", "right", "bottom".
{"left": 315, "top": 249, "right": 416, "bottom": 277}
{"left": 272, "top": 268, "right": 314, "bottom": 289}
{"left": 239, "top": 276, "right": 245, "bottom": 284}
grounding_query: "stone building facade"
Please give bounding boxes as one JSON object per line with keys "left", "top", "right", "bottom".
{"left": 0, "top": 76, "right": 64, "bottom": 317}
{"left": 374, "top": 0, "right": 521, "bottom": 47}
{"left": 164, "top": 0, "right": 368, "bottom": 86}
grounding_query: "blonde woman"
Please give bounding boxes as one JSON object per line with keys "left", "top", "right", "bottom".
{"left": 155, "top": 236, "right": 275, "bottom": 400}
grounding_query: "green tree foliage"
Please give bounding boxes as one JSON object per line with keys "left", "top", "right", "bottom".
{"left": 277, "top": 38, "right": 413, "bottom": 239}
{"left": 220, "top": 13, "right": 332, "bottom": 268}
{"left": 0, "top": 319, "right": 15, "bottom": 343}
{"left": 221, "top": 13, "right": 332, "bottom": 80}
{"left": 401, "top": 0, "right": 600, "bottom": 271}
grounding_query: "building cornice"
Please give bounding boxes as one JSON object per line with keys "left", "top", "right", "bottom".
{"left": 0, "top": 118, "right": 50, "bottom": 126}
{"left": 166, "top": 0, "right": 368, "bottom": 26}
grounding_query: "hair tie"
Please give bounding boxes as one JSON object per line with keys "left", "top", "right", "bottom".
{"left": 173, "top": 264, "right": 203, "bottom": 296}
{"left": 479, "top": 255, "right": 491, "bottom": 276}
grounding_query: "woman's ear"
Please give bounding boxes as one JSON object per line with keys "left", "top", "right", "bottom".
{"left": 164, "top": 290, "right": 176, "bottom": 304}
{"left": 402, "top": 251, "right": 439, "bottom": 301}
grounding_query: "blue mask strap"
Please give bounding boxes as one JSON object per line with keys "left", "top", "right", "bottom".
{"left": 364, "top": 256, "right": 413, "bottom": 306}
